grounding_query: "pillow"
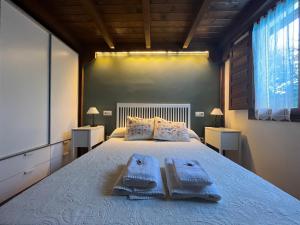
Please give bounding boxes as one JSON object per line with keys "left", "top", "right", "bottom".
{"left": 188, "top": 129, "right": 200, "bottom": 141}
{"left": 153, "top": 117, "right": 190, "bottom": 142}
{"left": 125, "top": 116, "right": 154, "bottom": 140}
{"left": 110, "top": 127, "right": 200, "bottom": 140}
{"left": 110, "top": 127, "right": 126, "bottom": 138}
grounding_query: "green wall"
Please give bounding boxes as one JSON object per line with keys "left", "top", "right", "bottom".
{"left": 83, "top": 54, "right": 220, "bottom": 137}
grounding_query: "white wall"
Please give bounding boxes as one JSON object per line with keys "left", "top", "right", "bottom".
{"left": 224, "top": 60, "right": 300, "bottom": 199}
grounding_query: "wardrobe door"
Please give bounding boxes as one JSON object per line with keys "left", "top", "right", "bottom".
{"left": 50, "top": 36, "right": 78, "bottom": 144}
{"left": 0, "top": 0, "right": 49, "bottom": 159}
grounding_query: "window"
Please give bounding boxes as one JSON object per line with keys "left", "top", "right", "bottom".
{"left": 252, "top": 0, "right": 299, "bottom": 120}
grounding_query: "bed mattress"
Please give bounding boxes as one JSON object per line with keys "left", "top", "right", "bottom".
{"left": 0, "top": 138, "right": 299, "bottom": 225}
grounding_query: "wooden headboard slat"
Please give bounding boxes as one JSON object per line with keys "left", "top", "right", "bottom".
{"left": 116, "top": 103, "right": 191, "bottom": 128}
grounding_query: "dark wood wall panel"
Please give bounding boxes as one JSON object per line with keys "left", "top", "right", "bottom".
{"left": 229, "top": 34, "right": 251, "bottom": 110}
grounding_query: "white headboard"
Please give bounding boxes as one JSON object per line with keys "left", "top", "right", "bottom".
{"left": 116, "top": 103, "right": 191, "bottom": 129}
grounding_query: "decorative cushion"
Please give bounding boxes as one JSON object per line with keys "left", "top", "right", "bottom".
{"left": 153, "top": 117, "right": 190, "bottom": 142}
{"left": 125, "top": 117, "right": 154, "bottom": 140}
{"left": 110, "top": 127, "right": 127, "bottom": 138}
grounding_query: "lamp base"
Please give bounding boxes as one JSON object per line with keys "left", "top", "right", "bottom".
{"left": 90, "top": 114, "right": 97, "bottom": 127}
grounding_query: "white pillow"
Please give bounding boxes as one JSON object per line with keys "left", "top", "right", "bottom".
{"left": 110, "top": 127, "right": 127, "bottom": 138}
{"left": 153, "top": 117, "right": 190, "bottom": 142}
{"left": 125, "top": 116, "right": 154, "bottom": 140}
{"left": 188, "top": 129, "right": 200, "bottom": 141}
{"left": 110, "top": 127, "right": 200, "bottom": 140}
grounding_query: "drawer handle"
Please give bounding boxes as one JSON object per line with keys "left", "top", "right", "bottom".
{"left": 63, "top": 140, "right": 69, "bottom": 145}
{"left": 24, "top": 168, "right": 34, "bottom": 175}
{"left": 24, "top": 152, "right": 34, "bottom": 157}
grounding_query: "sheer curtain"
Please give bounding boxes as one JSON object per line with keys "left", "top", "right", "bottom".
{"left": 252, "top": 0, "right": 299, "bottom": 120}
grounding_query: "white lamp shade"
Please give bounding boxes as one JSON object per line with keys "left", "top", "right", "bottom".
{"left": 87, "top": 107, "right": 99, "bottom": 115}
{"left": 210, "top": 108, "right": 223, "bottom": 116}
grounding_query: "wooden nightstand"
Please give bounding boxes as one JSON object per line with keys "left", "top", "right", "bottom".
{"left": 72, "top": 126, "right": 105, "bottom": 158}
{"left": 205, "top": 127, "right": 241, "bottom": 163}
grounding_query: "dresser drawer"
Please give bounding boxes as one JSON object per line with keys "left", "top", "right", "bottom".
{"left": 50, "top": 141, "right": 72, "bottom": 173}
{"left": 0, "top": 160, "right": 50, "bottom": 203}
{"left": 0, "top": 173, "right": 24, "bottom": 203}
{"left": 0, "top": 146, "right": 50, "bottom": 182}
{"left": 50, "top": 156, "right": 63, "bottom": 173}
{"left": 21, "top": 160, "right": 50, "bottom": 192}
{"left": 50, "top": 140, "right": 71, "bottom": 159}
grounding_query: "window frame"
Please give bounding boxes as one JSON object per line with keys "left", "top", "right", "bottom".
{"left": 248, "top": 25, "right": 300, "bottom": 122}
{"left": 247, "top": 0, "right": 300, "bottom": 122}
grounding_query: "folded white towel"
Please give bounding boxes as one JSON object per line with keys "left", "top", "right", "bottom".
{"left": 165, "top": 158, "right": 221, "bottom": 202}
{"left": 113, "top": 166, "right": 166, "bottom": 200}
{"left": 173, "top": 158, "right": 212, "bottom": 187}
{"left": 123, "top": 153, "right": 160, "bottom": 189}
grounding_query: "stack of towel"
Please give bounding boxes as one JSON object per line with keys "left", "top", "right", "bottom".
{"left": 113, "top": 153, "right": 166, "bottom": 199}
{"left": 165, "top": 158, "right": 221, "bottom": 202}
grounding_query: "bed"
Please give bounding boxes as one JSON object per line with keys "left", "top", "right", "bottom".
{"left": 0, "top": 104, "right": 299, "bottom": 225}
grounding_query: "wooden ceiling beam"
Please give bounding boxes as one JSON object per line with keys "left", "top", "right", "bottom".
{"left": 79, "top": 0, "right": 115, "bottom": 49}
{"left": 142, "top": 0, "right": 151, "bottom": 49}
{"left": 182, "top": 0, "right": 210, "bottom": 49}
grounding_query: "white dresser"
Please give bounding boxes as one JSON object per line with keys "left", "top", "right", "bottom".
{"left": 0, "top": 147, "right": 50, "bottom": 203}
{"left": 72, "top": 126, "right": 105, "bottom": 157}
{"left": 205, "top": 127, "right": 241, "bottom": 163}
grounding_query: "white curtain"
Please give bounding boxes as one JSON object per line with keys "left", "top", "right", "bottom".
{"left": 252, "top": 0, "right": 299, "bottom": 120}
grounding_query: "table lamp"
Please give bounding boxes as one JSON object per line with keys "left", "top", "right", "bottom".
{"left": 87, "top": 107, "right": 99, "bottom": 127}
{"left": 210, "top": 108, "right": 223, "bottom": 127}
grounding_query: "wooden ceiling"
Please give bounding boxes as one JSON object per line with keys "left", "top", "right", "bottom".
{"left": 13, "top": 0, "right": 254, "bottom": 52}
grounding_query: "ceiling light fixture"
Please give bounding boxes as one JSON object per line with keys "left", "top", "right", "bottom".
{"left": 95, "top": 51, "right": 209, "bottom": 58}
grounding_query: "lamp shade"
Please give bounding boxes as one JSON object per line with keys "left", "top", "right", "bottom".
{"left": 210, "top": 108, "right": 223, "bottom": 116}
{"left": 87, "top": 107, "right": 99, "bottom": 115}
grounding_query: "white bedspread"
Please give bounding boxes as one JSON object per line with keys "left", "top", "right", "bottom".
{"left": 0, "top": 138, "right": 299, "bottom": 225}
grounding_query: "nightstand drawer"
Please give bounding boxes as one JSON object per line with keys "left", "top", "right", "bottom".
{"left": 205, "top": 129, "right": 221, "bottom": 149}
{"left": 205, "top": 127, "right": 241, "bottom": 163}
{"left": 72, "top": 126, "right": 105, "bottom": 155}
{"left": 72, "top": 130, "right": 89, "bottom": 147}
{"left": 221, "top": 132, "right": 240, "bottom": 150}
{"left": 91, "top": 127, "right": 104, "bottom": 146}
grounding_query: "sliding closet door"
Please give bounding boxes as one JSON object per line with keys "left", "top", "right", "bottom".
{"left": 50, "top": 36, "right": 78, "bottom": 144}
{"left": 0, "top": 0, "right": 49, "bottom": 159}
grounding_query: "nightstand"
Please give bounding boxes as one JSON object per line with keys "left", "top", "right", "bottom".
{"left": 72, "top": 126, "right": 105, "bottom": 158}
{"left": 205, "top": 127, "right": 241, "bottom": 163}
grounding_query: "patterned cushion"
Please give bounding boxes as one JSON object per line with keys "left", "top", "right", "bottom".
{"left": 153, "top": 117, "right": 190, "bottom": 142}
{"left": 125, "top": 117, "right": 154, "bottom": 140}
